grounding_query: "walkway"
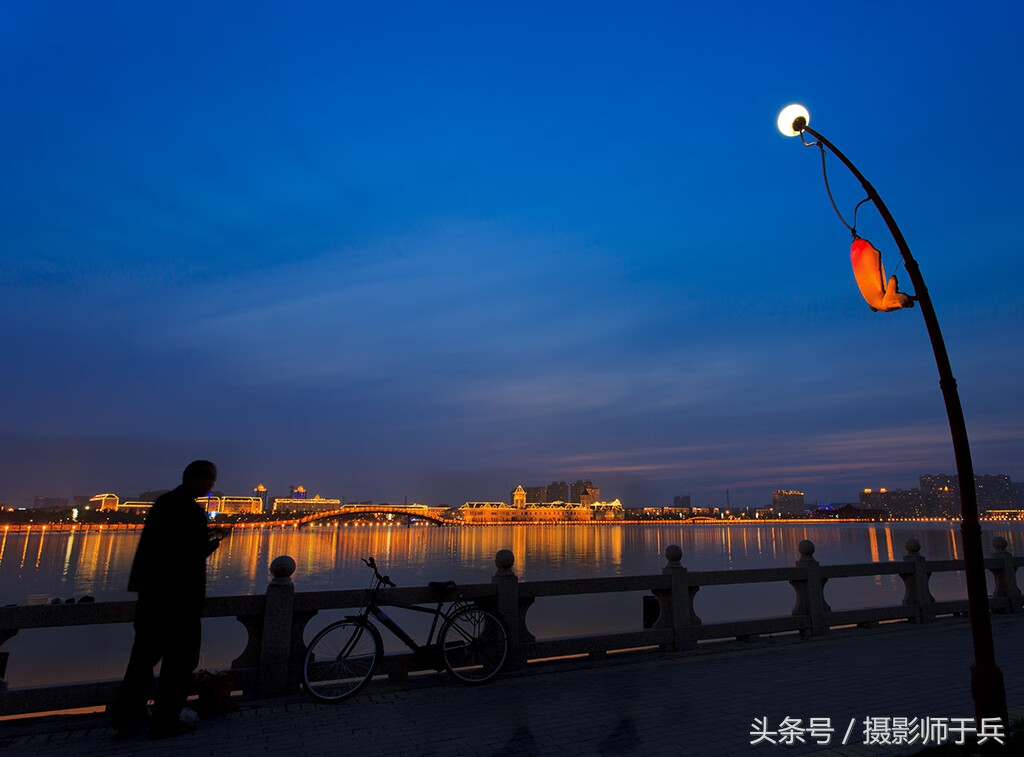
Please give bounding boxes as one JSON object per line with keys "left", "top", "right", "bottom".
{"left": 3, "top": 614, "right": 1023, "bottom": 756}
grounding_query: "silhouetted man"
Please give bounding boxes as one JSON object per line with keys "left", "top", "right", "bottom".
{"left": 111, "top": 460, "right": 226, "bottom": 739}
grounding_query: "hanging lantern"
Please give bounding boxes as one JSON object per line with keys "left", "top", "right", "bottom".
{"left": 850, "top": 237, "right": 914, "bottom": 312}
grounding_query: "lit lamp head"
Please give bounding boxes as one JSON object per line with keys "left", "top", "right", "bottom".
{"left": 777, "top": 104, "right": 810, "bottom": 137}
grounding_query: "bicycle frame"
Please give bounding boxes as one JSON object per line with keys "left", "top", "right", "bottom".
{"left": 302, "top": 556, "right": 510, "bottom": 702}
{"left": 349, "top": 558, "right": 465, "bottom": 654}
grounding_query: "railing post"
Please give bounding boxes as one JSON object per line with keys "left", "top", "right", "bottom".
{"left": 258, "top": 556, "right": 297, "bottom": 697}
{"left": 790, "top": 540, "right": 830, "bottom": 636}
{"left": 990, "top": 537, "right": 1022, "bottom": 614}
{"left": 655, "top": 544, "right": 698, "bottom": 650}
{"left": 492, "top": 549, "right": 532, "bottom": 670}
{"left": 901, "top": 538, "right": 936, "bottom": 623}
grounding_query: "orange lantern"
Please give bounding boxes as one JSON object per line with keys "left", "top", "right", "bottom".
{"left": 850, "top": 237, "right": 914, "bottom": 312}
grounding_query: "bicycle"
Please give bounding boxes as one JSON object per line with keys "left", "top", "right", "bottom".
{"left": 302, "top": 557, "right": 510, "bottom": 702}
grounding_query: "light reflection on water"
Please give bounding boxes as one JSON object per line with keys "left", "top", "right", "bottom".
{"left": 2, "top": 522, "right": 1022, "bottom": 687}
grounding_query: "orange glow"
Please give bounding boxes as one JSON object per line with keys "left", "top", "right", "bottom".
{"left": 850, "top": 237, "right": 914, "bottom": 312}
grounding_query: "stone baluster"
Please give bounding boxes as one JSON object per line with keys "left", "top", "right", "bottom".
{"left": 790, "top": 539, "right": 830, "bottom": 636}
{"left": 258, "top": 555, "right": 297, "bottom": 697}
{"left": 654, "top": 544, "right": 699, "bottom": 650}
{"left": 900, "top": 538, "right": 935, "bottom": 623}
{"left": 492, "top": 549, "right": 533, "bottom": 670}
{"left": 989, "top": 537, "right": 1022, "bottom": 613}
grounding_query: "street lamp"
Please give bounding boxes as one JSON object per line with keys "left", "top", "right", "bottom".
{"left": 777, "top": 104, "right": 1008, "bottom": 730}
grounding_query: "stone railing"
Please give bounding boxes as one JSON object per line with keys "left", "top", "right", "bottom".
{"left": 1, "top": 537, "right": 1020, "bottom": 717}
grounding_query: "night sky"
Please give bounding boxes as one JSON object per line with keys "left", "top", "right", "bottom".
{"left": 3, "top": 2, "right": 1022, "bottom": 509}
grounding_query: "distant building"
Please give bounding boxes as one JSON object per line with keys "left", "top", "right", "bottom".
{"left": 523, "top": 485, "right": 548, "bottom": 503}
{"left": 673, "top": 494, "right": 691, "bottom": 509}
{"left": 921, "top": 473, "right": 1013, "bottom": 515}
{"left": 570, "top": 480, "right": 594, "bottom": 504}
{"left": 975, "top": 475, "right": 1011, "bottom": 510}
{"left": 771, "top": 490, "right": 805, "bottom": 516}
{"left": 253, "top": 484, "right": 268, "bottom": 513}
{"left": 920, "top": 474, "right": 959, "bottom": 517}
{"left": 518, "top": 481, "right": 580, "bottom": 505}
{"left": 635, "top": 505, "right": 699, "bottom": 519}
{"left": 271, "top": 494, "right": 341, "bottom": 514}
{"left": 89, "top": 491, "right": 271, "bottom": 516}
{"left": 459, "top": 497, "right": 624, "bottom": 524}
{"left": 859, "top": 488, "right": 924, "bottom": 518}
{"left": 89, "top": 493, "right": 120, "bottom": 512}
{"left": 33, "top": 496, "right": 68, "bottom": 509}
{"left": 547, "top": 481, "right": 569, "bottom": 502}
{"left": 1013, "top": 481, "right": 1024, "bottom": 508}
{"left": 511, "top": 486, "right": 527, "bottom": 509}
{"left": 202, "top": 496, "right": 264, "bottom": 515}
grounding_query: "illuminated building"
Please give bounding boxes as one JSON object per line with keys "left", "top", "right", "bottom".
{"left": 859, "top": 488, "right": 924, "bottom": 518}
{"left": 202, "top": 496, "right": 264, "bottom": 515}
{"left": 571, "top": 480, "right": 598, "bottom": 504}
{"left": 921, "top": 473, "right": 1012, "bottom": 516}
{"left": 87, "top": 493, "right": 156, "bottom": 514}
{"left": 90, "top": 492, "right": 262, "bottom": 516}
{"left": 271, "top": 493, "right": 341, "bottom": 514}
{"left": 253, "top": 484, "right": 268, "bottom": 512}
{"left": 90, "top": 494, "right": 120, "bottom": 512}
{"left": 512, "top": 486, "right": 527, "bottom": 509}
{"left": 523, "top": 485, "right": 548, "bottom": 503}
{"left": 920, "top": 474, "right": 958, "bottom": 517}
{"left": 459, "top": 487, "right": 624, "bottom": 523}
{"left": 771, "top": 489, "right": 805, "bottom": 516}
{"left": 547, "top": 481, "right": 569, "bottom": 502}
{"left": 975, "top": 475, "right": 1012, "bottom": 511}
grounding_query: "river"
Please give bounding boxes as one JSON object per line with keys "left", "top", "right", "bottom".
{"left": 2, "top": 521, "right": 1022, "bottom": 688}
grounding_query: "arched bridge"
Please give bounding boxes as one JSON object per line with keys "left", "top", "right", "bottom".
{"left": 296, "top": 504, "right": 458, "bottom": 526}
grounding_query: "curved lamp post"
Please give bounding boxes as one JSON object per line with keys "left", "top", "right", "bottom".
{"left": 777, "top": 104, "right": 1008, "bottom": 729}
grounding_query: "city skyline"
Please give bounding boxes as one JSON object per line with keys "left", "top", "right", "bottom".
{"left": 2, "top": 3, "right": 1023, "bottom": 510}
{"left": 11, "top": 470, "right": 1021, "bottom": 512}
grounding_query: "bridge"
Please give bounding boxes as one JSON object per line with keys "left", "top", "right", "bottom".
{"left": 295, "top": 503, "right": 458, "bottom": 526}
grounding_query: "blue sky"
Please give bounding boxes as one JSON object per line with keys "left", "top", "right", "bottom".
{"left": 2, "top": 1, "right": 1022, "bottom": 508}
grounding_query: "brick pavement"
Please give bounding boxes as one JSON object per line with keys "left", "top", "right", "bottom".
{"left": 2, "top": 614, "right": 1022, "bottom": 756}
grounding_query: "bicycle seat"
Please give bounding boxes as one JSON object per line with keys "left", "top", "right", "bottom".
{"left": 428, "top": 580, "right": 457, "bottom": 594}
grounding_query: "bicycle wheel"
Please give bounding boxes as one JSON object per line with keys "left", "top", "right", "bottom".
{"left": 439, "top": 605, "right": 509, "bottom": 684}
{"left": 303, "top": 619, "right": 382, "bottom": 702}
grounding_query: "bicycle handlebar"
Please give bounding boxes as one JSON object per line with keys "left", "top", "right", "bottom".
{"left": 362, "top": 556, "right": 396, "bottom": 587}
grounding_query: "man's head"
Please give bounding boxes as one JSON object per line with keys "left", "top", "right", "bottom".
{"left": 182, "top": 460, "right": 217, "bottom": 497}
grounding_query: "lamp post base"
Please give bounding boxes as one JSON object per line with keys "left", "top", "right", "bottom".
{"left": 971, "top": 661, "right": 1009, "bottom": 735}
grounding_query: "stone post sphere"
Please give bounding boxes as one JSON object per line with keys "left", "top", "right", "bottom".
{"left": 495, "top": 549, "right": 515, "bottom": 571}
{"left": 270, "top": 555, "right": 296, "bottom": 579}
{"left": 798, "top": 539, "right": 815, "bottom": 557}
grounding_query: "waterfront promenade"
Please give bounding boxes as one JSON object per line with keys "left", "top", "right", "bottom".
{"left": 3, "top": 613, "right": 1023, "bottom": 756}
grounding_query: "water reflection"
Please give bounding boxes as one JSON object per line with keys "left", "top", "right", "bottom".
{"left": 2, "top": 522, "right": 1023, "bottom": 687}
